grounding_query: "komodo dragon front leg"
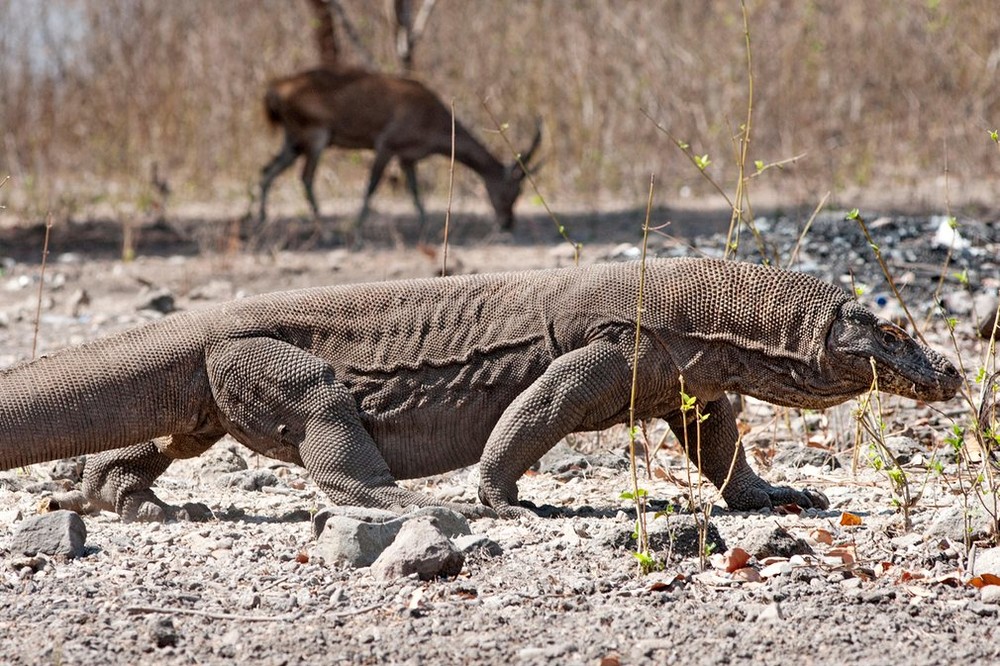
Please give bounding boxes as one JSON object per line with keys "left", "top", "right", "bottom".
{"left": 206, "top": 336, "right": 494, "bottom": 518}
{"left": 478, "top": 341, "right": 635, "bottom": 519}
{"left": 667, "top": 397, "right": 829, "bottom": 511}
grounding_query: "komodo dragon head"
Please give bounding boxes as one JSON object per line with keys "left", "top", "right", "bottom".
{"left": 819, "top": 300, "right": 962, "bottom": 405}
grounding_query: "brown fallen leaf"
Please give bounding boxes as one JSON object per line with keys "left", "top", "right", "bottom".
{"left": 840, "top": 512, "right": 863, "bottom": 526}
{"left": 721, "top": 547, "right": 751, "bottom": 573}
{"left": 826, "top": 547, "right": 855, "bottom": 565}
{"left": 969, "top": 573, "right": 1000, "bottom": 588}
{"left": 809, "top": 528, "right": 834, "bottom": 545}
{"left": 731, "top": 567, "right": 762, "bottom": 583}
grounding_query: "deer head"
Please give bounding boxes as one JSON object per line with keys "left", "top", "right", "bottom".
{"left": 484, "top": 122, "right": 542, "bottom": 231}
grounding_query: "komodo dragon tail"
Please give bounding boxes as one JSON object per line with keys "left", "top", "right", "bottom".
{"left": 0, "top": 315, "right": 208, "bottom": 470}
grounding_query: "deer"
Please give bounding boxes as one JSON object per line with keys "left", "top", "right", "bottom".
{"left": 258, "top": 67, "right": 542, "bottom": 236}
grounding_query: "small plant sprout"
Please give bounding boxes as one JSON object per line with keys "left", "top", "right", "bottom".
{"left": 623, "top": 174, "right": 659, "bottom": 575}
{"left": 853, "top": 359, "right": 917, "bottom": 530}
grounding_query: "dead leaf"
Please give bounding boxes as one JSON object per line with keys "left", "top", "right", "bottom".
{"left": 899, "top": 569, "right": 927, "bottom": 583}
{"left": 775, "top": 503, "right": 802, "bottom": 515}
{"left": 759, "top": 556, "right": 790, "bottom": 566}
{"left": 827, "top": 547, "right": 855, "bottom": 565}
{"left": 904, "top": 584, "right": 935, "bottom": 598}
{"left": 731, "top": 567, "right": 762, "bottom": 583}
{"left": 295, "top": 550, "right": 309, "bottom": 564}
{"left": 969, "top": 573, "right": 1000, "bottom": 588}
{"left": 930, "top": 573, "right": 962, "bottom": 587}
{"left": 600, "top": 655, "right": 622, "bottom": 666}
{"left": 646, "top": 573, "right": 682, "bottom": 591}
{"left": 839, "top": 512, "right": 863, "bottom": 526}
{"left": 874, "top": 561, "right": 893, "bottom": 578}
{"left": 721, "top": 547, "right": 751, "bottom": 573}
{"left": 809, "top": 528, "right": 834, "bottom": 545}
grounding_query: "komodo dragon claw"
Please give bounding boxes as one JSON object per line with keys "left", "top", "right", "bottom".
{"left": 723, "top": 479, "right": 830, "bottom": 512}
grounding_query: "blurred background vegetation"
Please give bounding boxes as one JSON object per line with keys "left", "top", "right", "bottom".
{"left": 0, "top": 0, "right": 997, "bottom": 223}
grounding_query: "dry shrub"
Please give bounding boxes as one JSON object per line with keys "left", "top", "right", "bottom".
{"left": 0, "top": 0, "right": 997, "bottom": 217}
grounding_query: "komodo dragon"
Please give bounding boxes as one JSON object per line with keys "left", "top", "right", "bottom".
{"left": 0, "top": 258, "right": 961, "bottom": 521}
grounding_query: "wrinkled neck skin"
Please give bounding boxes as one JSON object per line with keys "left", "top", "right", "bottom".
{"left": 663, "top": 326, "right": 872, "bottom": 411}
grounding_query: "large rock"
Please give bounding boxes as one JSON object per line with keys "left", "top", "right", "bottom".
{"left": 741, "top": 525, "right": 813, "bottom": 559}
{"left": 9, "top": 511, "right": 87, "bottom": 558}
{"left": 311, "top": 506, "right": 471, "bottom": 568}
{"left": 312, "top": 516, "right": 402, "bottom": 567}
{"left": 370, "top": 518, "right": 465, "bottom": 581}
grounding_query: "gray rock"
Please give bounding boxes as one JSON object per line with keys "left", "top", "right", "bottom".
{"left": 10, "top": 511, "right": 87, "bottom": 558}
{"left": 218, "top": 469, "right": 279, "bottom": 492}
{"left": 311, "top": 515, "right": 401, "bottom": 567}
{"left": 923, "top": 506, "right": 995, "bottom": 543}
{"left": 403, "top": 506, "right": 471, "bottom": 538}
{"left": 772, "top": 444, "right": 841, "bottom": 469}
{"left": 453, "top": 534, "right": 503, "bottom": 557}
{"left": 370, "top": 518, "right": 465, "bottom": 581}
{"left": 311, "top": 506, "right": 471, "bottom": 568}
{"left": 175, "top": 502, "right": 214, "bottom": 522}
{"left": 314, "top": 505, "right": 469, "bottom": 537}
{"left": 137, "top": 288, "right": 175, "bottom": 314}
{"left": 313, "top": 506, "right": 399, "bottom": 538}
{"left": 199, "top": 445, "right": 249, "bottom": 476}
{"left": 148, "top": 617, "right": 179, "bottom": 649}
{"left": 742, "top": 525, "right": 813, "bottom": 560}
{"left": 981, "top": 585, "right": 1000, "bottom": 605}
{"left": 972, "top": 547, "right": 1000, "bottom": 577}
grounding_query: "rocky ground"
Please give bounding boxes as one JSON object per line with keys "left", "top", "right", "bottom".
{"left": 1, "top": 200, "right": 1000, "bottom": 665}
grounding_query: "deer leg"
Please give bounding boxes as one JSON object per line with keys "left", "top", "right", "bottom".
{"left": 400, "top": 159, "right": 427, "bottom": 234}
{"left": 357, "top": 148, "right": 394, "bottom": 231}
{"left": 300, "top": 141, "right": 326, "bottom": 220}
{"left": 259, "top": 138, "right": 300, "bottom": 221}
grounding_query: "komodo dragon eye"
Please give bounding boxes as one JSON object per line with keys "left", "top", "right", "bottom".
{"left": 877, "top": 323, "right": 908, "bottom": 350}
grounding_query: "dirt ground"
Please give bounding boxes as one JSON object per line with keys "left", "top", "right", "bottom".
{"left": 2, "top": 199, "right": 1000, "bottom": 665}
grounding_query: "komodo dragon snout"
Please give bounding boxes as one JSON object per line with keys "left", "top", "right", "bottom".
{"left": 826, "top": 301, "right": 962, "bottom": 403}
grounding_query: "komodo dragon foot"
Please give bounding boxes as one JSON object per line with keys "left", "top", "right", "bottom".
{"left": 81, "top": 441, "right": 213, "bottom": 523}
{"left": 722, "top": 478, "right": 830, "bottom": 512}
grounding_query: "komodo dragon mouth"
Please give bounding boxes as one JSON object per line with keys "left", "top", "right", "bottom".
{"left": 826, "top": 301, "right": 962, "bottom": 402}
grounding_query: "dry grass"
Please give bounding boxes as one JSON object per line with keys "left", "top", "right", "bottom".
{"left": 1, "top": 0, "right": 998, "bottom": 219}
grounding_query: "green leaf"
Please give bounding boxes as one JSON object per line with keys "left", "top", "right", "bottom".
{"left": 991, "top": 129, "right": 999, "bottom": 143}
{"left": 754, "top": 159, "right": 765, "bottom": 173}
{"left": 694, "top": 154, "right": 711, "bottom": 170}
{"left": 678, "top": 140, "right": 690, "bottom": 150}
{"left": 846, "top": 208, "right": 860, "bottom": 220}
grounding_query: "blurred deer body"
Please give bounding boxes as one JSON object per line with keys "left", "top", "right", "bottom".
{"left": 258, "top": 67, "right": 541, "bottom": 233}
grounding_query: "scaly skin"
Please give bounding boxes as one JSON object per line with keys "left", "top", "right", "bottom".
{"left": 0, "top": 258, "right": 962, "bottom": 520}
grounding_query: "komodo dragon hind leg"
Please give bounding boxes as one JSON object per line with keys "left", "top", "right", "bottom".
{"left": 83, "top": 432, "right": 220, "bottom": 522}
{"left": 668, "top": 397, "right": 829, "bottom": 511}
{"left": 207, "top": 337, "right": 495, "bottom": 519}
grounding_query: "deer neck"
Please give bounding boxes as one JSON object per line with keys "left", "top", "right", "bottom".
{"left": 451, "top": 126, "right": 506, "bottom": 184}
